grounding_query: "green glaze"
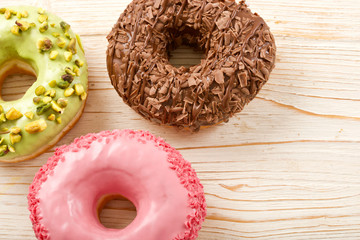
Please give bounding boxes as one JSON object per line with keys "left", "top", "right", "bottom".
{"left": 0, "top": 6, "right": 88, "bottom": 162}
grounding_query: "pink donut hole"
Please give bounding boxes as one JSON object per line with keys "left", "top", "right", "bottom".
{"left": 97, "top": 194, "right": 137, "bottom": 229}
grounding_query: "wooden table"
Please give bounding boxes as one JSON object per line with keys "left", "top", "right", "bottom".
{"left": 1, "top": 0, "right": 360, "bottom": 239}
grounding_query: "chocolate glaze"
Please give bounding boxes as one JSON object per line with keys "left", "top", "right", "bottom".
{"left": 107, "top": 0, "right": 276, "bottom": 131}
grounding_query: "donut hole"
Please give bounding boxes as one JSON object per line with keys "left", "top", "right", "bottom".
{"left": 0, "top": 60, "right": 37, "bottom": 101}
{"left": 168, "top": 45, "right": 205, "bottom": 69}
{"left": 97, "top": 194, "right": 137, "bottom": 229}
{"left": 168, "top": 28, "right": 206, "bottom": 69}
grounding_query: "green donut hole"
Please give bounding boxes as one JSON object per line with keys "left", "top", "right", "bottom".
{"left": 0, "top": 59, "right": 37, "bottom": 102}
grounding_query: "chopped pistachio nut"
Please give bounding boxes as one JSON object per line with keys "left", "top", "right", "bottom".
{"left": 64, "top": 51, "right": 73, "bottom": 62}
{"left": 10, "top": 127, "right": 21, "bottom": 134}
{"left": 42, "top": 96, "right": 52, "bottom": 104}
{"left": 0, "top": 128, "right": 9, "bottom": 134}
{"left": 67, "top": 38, "right": 77, "bottom": 54}
{"left": 37, "top": 38, "right": 53, "bottom": 52}
{"left": 75, "top": 59, "right": 84, "bottom": 67}
{"left": 5, "top": 108, "right": 23, "bottom": 120}
{"left": 37, "top": 8, "right": 45, "bottom": 14}
{"left": 11, "top": 25, "right": 20, "bottom": 35}
{"left": 49, "top": 51, "right": 58, "bottom": 60}
{"left": 64, "top": 87, "right": 74, "bottom": 97}
{"left": 33, "top": 97, "right": 41, "bottom": 104}
{"left": 10, "top": 133, "right": 22, "bottom": 145}
{"left": 48, "top": 114, "right": 55, "bottom": 121}
{"left": 35, "top": 85, "right": 46, "bottom": 96}
{"left": 16, "top": 20, "right": 31, "bottom": 31}
{"left": 57, "top": 80, "right": 70, "bottom": 89}
{"left": 73, "top": 66, "right": 80, "bottom": 76}
{"left": 5, "top": 9, "right": 11, "bottom": 19}
{"left": 25, "top": 119, "right": 47, "bottom": 134}
{"left": 0, "top": 137, "right": 3, "bottom": 144}
{"left": 0, "top": 105, "right": 3, "bottom": 113}
{"left": 56, "top": 116, "right": 62, "bottom": 124}
{"left": 0, "top": 8, "right": 6, "bottom": 14}
{"left": 52, "top": 32, "right": 60, "bottom": 37}
{"left": 57, "top": 98, "right": 68, "bottom": 108}
{"left": 51, "top": 90, "right": 57, "bottom": 98}
{"left": 80, "top": 92, "right": 87, "bottom": 101}
{"left": 50, "top": 23, "right": 55, "bottom": 28}
{"left": 60, "top": 21, "right": 70, "bottom": 32}
{"left": 74, "top": 84, "right": 85, "bottom": 96}
{"left": 56, "top": 37, "right": 66, "bottom": 48}
{"left": 8, "top": 145, "right": 15, "bottom": 153}
{"left": 25, "top": 111, "right": 34, "bottom": 119}
{"left": 16, "top": 12, "right": 22, "bottom": 19}
{"left": 39, "top": 21, "right": 49, "bottom": 33}
{"left": 44, "top": 89, "right": 56, "bottom": 98}
{"left": 38, "top": 14, "right": 48, "bottom": 23}
{"left": 21, "top": 11, "right": 28, "bottom": 18}
{"left": 61, "top": 74, "right": 74, "bottom": 83}
{"left": 76, "top": 34, "right": 84, "bottom": 53}
{"left": 0, "top": 130, "right": 8, "bottom": 136}
{"left": 0, "top": 113, "right": 6, "bottom": 123}
{"left": 36, "top": 103, "right": 51, "bottom": 115}
{"left": 49, "top": 80, "right": 57, "bottom": 88}
{"left": 51, "top": 101, "right": 64, "bottom": 114}
{"left": 0, "top": 145, "right": 8, "bottom": 156}
{"left": 65, "top": 67, "right": 76, "bottom": 76}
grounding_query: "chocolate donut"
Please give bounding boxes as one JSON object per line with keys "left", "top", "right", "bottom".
{"left": 107, "top": 0, "right": 276, "bottom": 131}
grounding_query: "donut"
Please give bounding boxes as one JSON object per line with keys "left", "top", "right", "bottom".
{"left": 106, "top": 0, "right": 276, "bottom": 131}
{"left": 28, "top": 129, "right": 206, "bottom": 240}
{"left": 0, "top": 6, "right": 88, "bottom": 162}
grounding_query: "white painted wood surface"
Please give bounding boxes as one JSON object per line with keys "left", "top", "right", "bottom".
{"left": 1, "top": 0, "right": 360, "bottom": 239}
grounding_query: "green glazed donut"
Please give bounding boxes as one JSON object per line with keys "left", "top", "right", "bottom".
{"left": 0, "top": 6, "right": 88, "bottom": 163}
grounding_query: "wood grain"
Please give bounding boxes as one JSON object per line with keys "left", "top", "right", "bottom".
{"left": 0, "top": 0, "right": 360, "bottom": 239}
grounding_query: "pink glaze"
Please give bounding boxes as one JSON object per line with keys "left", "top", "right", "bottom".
{"left": 28, "top": 130, "right": 206, "bottom": 240}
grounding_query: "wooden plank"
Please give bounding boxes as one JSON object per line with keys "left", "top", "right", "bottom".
{"left": 0, "top": 0, "right": 360, "bottom": 239}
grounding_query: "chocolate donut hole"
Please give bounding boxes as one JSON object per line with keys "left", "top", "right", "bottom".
{"left": 168, "top": 44, "right": 205, "bottom": 69}
{"left": 168, "top": 27, "right": 206, "bottom": 69}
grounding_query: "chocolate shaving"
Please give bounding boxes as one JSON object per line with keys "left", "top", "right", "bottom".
{"left": 214, "top": 70, "right": 224, "bottom": 84}
{"left": 107, "top": 0, "right": 276, "bottom": 132}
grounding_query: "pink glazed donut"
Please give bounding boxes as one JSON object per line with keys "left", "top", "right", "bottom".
{"left": 28, "top": 130, "right": 206, "bottom": 240}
